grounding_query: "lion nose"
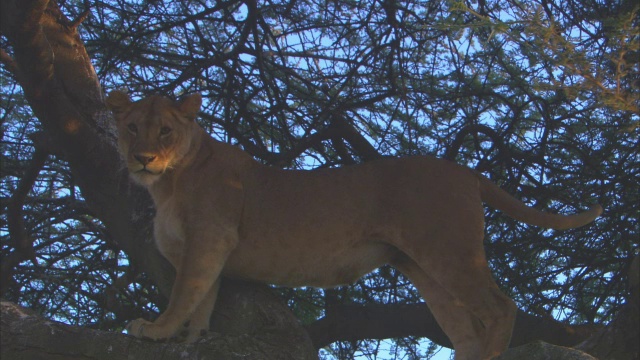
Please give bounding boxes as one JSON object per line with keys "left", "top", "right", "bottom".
{"left": 134, "top": 154, "right": 156, "bottom": 166}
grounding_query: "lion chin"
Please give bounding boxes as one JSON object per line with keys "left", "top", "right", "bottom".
{"left": 130, "top": 168, "right": 163, "bottom": 186}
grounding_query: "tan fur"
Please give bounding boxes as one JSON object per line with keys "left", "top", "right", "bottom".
{"left": 106, "top": 91, "right": 602, "bottom": 359}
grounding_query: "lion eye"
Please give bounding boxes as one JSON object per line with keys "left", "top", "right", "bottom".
{"left": 160, "top": 126, "right": 172, "bottom": 136}
{"left": 127, "top": 123, "right": 138, "bottom": 134}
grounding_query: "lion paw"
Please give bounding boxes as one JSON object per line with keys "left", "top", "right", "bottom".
{"left": 126, "top": 318, "right": 173, "bottom": 341}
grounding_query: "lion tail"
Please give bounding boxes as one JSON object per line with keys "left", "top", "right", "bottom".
{"left": 477, "top": 174, "right": 602, "bottom": 230}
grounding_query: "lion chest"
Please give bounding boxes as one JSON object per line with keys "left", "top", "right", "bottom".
{"left": 153, "top": 200, "right": 185, "bottom": 257}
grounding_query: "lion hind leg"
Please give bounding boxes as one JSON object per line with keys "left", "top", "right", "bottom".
{"left": 394, "top": 257, "right": 485, "bottom": 359}
{"left": 394, "top": 252, "right": 516, "bottom": 360}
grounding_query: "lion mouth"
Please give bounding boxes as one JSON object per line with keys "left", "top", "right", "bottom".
{"left": 128, "top": 163, "right": 163, "bottom": 175}
{"left": 135, "top": 168, "right": 162, "bottom": 176}
{"left": 129, "top": 167, "right": 164, "bottom": 186}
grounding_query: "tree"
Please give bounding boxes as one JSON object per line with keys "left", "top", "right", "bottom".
{"left": 1, "top": 0, "right": 638, "bottom": 359}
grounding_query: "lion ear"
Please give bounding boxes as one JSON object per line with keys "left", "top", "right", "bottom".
{"left": 106, "top": 90, "right": 132, "bottom": 117}
{"left": 177, "top": 93, "right": 202, "bottom": 120}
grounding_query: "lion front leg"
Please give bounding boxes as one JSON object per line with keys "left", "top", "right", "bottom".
{"left": 127, "top": 279, "right": 222, "bottom": 342}
{"left": 176, "top": 279, "right": 221, "bottom": 342}
{"left": 127, "top": 233, "right": 235, "bottom": 341}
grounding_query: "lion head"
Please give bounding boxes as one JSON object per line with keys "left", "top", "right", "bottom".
{"left": 106, "top": 91, "right": 202, "bottom": 186}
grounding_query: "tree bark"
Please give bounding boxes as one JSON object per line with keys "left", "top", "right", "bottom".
{"left": 1, "top": 294, "right": 316, "bottom": 360}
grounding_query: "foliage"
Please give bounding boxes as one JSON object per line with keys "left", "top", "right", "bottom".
{"left": 1, "top": 0, "right": 638, "bottom": 358}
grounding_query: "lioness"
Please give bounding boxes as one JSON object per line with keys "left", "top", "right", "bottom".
{"left": 106, "top": 90, "right": 602, "bottom": 360}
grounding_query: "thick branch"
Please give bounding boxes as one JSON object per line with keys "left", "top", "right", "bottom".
{"left": 1, "top": 300, "right": 599, "bottom": 360}
{"left": 0, "top": 299, "right": 315, "bottom": 360}
{"left": 306, "top": 303, "right": 597, "bottom": 350}
{"left": 7, "top": 146, "right": 47, "bottom": 264}
{"left": 1, "top": 142, "right": 49, "bottom": 297}
{"left": 332, "top": 115, "right": 382, "bottom": 162}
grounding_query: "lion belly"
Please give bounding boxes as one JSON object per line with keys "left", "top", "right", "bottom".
{"left": 222, "top": 239, "right": 397, "bottom": 288}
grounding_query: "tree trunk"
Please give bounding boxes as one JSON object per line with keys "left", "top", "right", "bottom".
{"left": 1, "top": 0, "right": 175, "bottom": 298}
